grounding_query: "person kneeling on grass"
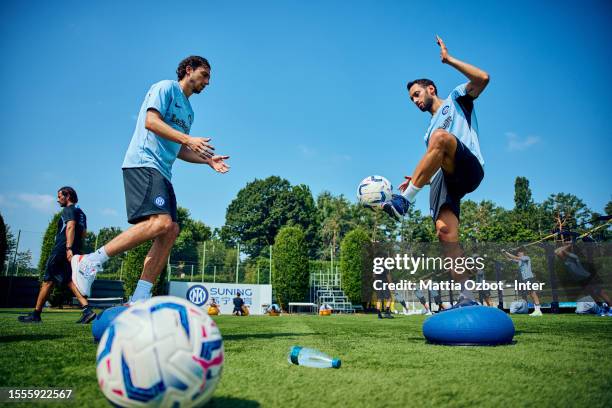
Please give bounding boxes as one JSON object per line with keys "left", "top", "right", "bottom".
{"left": 18, "top": 187, "right": 96, "bottom": 324}
{"left": 232, "top": 292, "right": 245, "bottom": 316}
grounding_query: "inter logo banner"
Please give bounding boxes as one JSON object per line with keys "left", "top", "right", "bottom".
{"left": 170, "top": 282, "right": 273, "bottom": 315}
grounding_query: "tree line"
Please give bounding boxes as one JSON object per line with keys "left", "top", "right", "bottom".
{"left": 1, "top": 176, "right": 610, "bottom": 307}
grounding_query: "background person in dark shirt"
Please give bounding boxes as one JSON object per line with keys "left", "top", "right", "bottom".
{"left": 18, "top": 187, "right": 96, "bottom": 324}
{"left": 232, "top": 292, "right": 245, "bottom": 316}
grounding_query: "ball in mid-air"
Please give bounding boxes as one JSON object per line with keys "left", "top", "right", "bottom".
{"left": 96, "top": 296, "right": 224, "bottom": 407}
{"left": 357, "top": 175, "right": 393, "bottom": 208}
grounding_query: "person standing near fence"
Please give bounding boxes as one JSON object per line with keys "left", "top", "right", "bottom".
{"left": 502, "top": 248, "right": 542, "bottom": 316}
{"left": 18, "top": 187, "right": 96, "bottom": 324}
{"left": 70, "top": 56, "right": 230, "bottom": 304}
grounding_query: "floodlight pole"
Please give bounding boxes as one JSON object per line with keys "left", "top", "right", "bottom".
{"left": 236, "top": 243, "right": 240, "bottom": 284}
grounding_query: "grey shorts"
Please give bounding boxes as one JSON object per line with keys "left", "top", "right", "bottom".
{"left": 430, "top": 136, "right": 484, "bottom": 222}
{"left": 122, "top": 167, "right": 177, "bottom": 224}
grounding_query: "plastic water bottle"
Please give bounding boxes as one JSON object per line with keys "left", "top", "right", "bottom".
{"left": 288, "top": 346, "right": 341, "bottom": 369}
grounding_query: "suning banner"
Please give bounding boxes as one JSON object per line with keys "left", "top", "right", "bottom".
{"left": 169, "top": 282, "right": 273, "bottom": 315}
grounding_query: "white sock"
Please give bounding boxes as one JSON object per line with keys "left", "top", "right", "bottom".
{"left": 535, "top": 304, "right": 541, "bottom": 311}
{"left": 90, "top": 246, "right": 109, "bottom": 264}
{"left": 131, "top": 280, "right": 153, "bottom": 302}
{"left": 401, "top": 182, "right": 421, "bottom": 203}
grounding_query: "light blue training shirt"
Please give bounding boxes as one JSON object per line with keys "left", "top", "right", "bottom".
{"left": 122, "top": 80, "right": 194, "bottom": 181}
{"left": 423, "top": 83, "right": 484, "bottom": 167}
{"left": 517, "top": 256, "right": 534, "bottom": 280}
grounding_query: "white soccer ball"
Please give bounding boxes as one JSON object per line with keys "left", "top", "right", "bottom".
{"left": 357, "top": 175, "right": 393, "bottom": 207}
{"left": 96, "top": 296, "right": 224, "bottom": 407}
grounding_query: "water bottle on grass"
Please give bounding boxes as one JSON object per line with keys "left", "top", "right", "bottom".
{"left": 288, "top": 346, "right": 341, "bottom": 368}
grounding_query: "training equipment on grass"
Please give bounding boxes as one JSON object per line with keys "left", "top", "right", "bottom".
{"left": 357, "top": 175, "right": 393, "bottom": 208}
{"left": 207, "top": 305, "right": 219, "bottom": 315}
{"left": 96, "top": 296, "right": 224, "bottom": 407}
{"left": 289, "top": 346, "right": 341, "bottom": 369}
{"left": 422, "top": 305, "right": 515, "bottom": 346}
{"left": 92, "top": 306, "right": 128, "bottom": 343}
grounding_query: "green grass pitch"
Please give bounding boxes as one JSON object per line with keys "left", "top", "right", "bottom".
{"left": 1, "top": 309, "right": 611, "bottom": 407}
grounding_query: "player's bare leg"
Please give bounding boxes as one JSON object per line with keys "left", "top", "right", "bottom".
{"left": 141, "top": 222, "right": 180, "bottom": 283}
{"left": 411, "top": 129, "right": 457, "bottom": 188}
{"left": 34, "top": 281, "right": 55, "bottom": 312}
{"left": 104, "top": 214, "right": 178, "bottom": 257}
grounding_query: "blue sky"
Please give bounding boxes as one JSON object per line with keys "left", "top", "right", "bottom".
{"left": 1, "top": 0, "right": 611, "bottom": 264}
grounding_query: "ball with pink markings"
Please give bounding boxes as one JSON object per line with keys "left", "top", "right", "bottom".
{"left": 95, "top": 296, "right": 224, "bottom": 407}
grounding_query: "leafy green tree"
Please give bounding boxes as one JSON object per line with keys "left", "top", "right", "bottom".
{"left": 317, "top": 191, "right": 354, "bottom": 258}
{"left": 37, "top": 212, "right": 61, "bottom": 275}
{"left": 272, "top": 226, "right": 309, "bottom": 309}
{"left": 224, "top": 176, "right": 319, "bottom": 258}
{"left": 605, "top": 199, "right": 612, "bottom": 216}
{"left": 92, "top": 227, "right": 124, "bottom": 277}
{"left": 514, "top": 176, "right": 534, "bottom": 211}
{"left": 542, "top": 193, "right": 591, "bottom": 233}
{"left": 399, "top": 207, "right": 436, "bottom": 242}
{"left": 122, "top": 241, "right": 153, "bottom": 297}
{"left": 339, "top": 228, "right": 370, "bottom": 304}
{"left": 171, "top": 207, "right": 211, "bottom": 264}
{"left": 351, "top": 204, "right": 399, "bottom": 243}
{"left": 82, "top": 231, "right": 96, "bottom": 254}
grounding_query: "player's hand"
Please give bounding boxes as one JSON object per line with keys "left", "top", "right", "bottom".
{"left": 398, "top": 176, "right": 412, "bottom": 193}
{"left": 436, "top": 35, "right": 449, "bottom": 63}
{"left": 186, "top": 137, "right": 215, "bottom": 159}
{"left": 209, "top": 155, "right": 230, "bottom": 173}
{"left": 66, "top": 249, "right": 73, "bottom": 262}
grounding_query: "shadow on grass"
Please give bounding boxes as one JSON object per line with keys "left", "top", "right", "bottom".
{"left": 208, "top": 397, "right": 260, "bottom": 407}
{"left": 0, "top": 334, "right": 65, "bottom": 343}
{"left": 223, "top": 332, "right": 309, "bottom": 341}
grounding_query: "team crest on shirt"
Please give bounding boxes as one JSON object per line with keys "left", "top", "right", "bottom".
{"left": 442, "top": 106, "right": 450, "bottom": 115}
{"left": 154, "top": 196, "right": 166, "bottom": 207}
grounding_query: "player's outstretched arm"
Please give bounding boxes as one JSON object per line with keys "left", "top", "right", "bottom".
{"left": 178, "top": 147, "right": 230, "bottom": 173}
{"left": 436, "top": 35, "right": 490, "bottom": 98}
{"left": 502, "top": 250, "right": 519, "bottom": 261}
{"left": 146, "top": 110, "right": 214, "bottom": 159}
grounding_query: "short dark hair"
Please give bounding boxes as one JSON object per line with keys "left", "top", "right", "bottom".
{"left": 176, "top": 56, "right": 211, "bottom": 80}
{"left": 58, "top": 186, "right": 78, "bottom": 203}
{"left": 407, "top": 78, "right": 437, "bottom": 95}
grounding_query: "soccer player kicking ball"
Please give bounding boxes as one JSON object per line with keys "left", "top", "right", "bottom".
{"left": 383, "top": 36, "right": 489, "bottom": 307}
{"left": 71, "top": 56, "right": 230, "bottom": 304}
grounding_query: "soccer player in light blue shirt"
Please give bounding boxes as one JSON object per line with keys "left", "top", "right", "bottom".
{"left": 503, "top": 248, "right": 542, "bottom": 316}
{"left": 72, "top": 56, "right": 231, "bottom": 304}
{"left": 382, "top": 36, "right": 490, "bottom": 307}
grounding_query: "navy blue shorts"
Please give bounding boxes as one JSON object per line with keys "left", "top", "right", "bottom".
{"left": 122, "top": 167, "right": 178, "bottom": 225}
{"left": 43, "top": 251, "right": 71, "bottom": 286}
{"left": 429, "top": 137, "right": 484, "bottom": 222}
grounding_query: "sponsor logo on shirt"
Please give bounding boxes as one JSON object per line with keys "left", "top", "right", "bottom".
{"left": 170, "top": 114, "right": 190, "bottom": 133}
{"left": 440, "top": 115, "right": 452, "bottom": 130}
{"left": 442, "top": 106, "right": 449, "bottom": 115}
